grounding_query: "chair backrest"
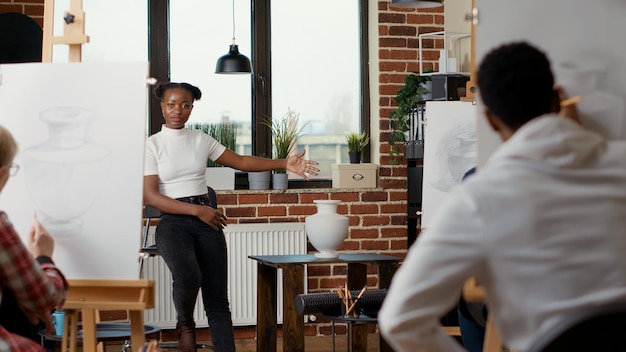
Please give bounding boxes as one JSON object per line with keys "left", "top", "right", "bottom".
{"left": 526, "top": 302, "right": 626, "bottom": 352}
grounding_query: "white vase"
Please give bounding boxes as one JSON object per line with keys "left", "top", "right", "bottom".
{"left": 305, "top": 200, "right": 349, "bottom": 258}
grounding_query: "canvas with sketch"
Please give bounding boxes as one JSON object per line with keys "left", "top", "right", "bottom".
{"left": 474, "top": 0, "right": 626, "bottom": 166}
{"left": 421, "top": 101, "right": 477, "bottom": 229}
{"left": 0, "top": 62, "right": 149, "bottom": 279}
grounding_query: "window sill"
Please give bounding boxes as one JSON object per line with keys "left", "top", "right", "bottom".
{"left": 217, "top": 187, "right": 384, "bottom": 195}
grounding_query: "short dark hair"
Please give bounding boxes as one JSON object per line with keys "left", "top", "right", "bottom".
{"left": 477, "top": 41, "right": 554, "bottom": 129}
{"left": 153, "top": 82, "right": 202, "bottom": 101}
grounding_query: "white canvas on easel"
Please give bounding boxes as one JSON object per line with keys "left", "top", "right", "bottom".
{"left": 0, "top": 61, "right": 149, "bottom": 279}
{"left": 421, "top": 101, "right": 477, "bottom": 229}
{"left": 474, "top": 0, "right": 626, "bottom": 166}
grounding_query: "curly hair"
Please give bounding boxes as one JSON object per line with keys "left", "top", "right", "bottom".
{"left": 477, "top": 41, "right": 554, "bottom": 129}
{"left": 0, "top": 125, "right": 18, "bottom": 167}
{"left": 153, "top": 82, "right": 202, "bottom": 101}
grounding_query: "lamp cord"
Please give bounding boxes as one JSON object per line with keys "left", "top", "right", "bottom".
{"left": 231, "top": 0, "right": 236, "bottom": 44}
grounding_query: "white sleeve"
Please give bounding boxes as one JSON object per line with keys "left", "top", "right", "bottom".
{"left": 378, "top": 190, "right": 485, "bottom": 352}
{"left": 201, "top": 133, "right": 227, "bottom": 163}
{"left": 144, "top": 138, "right": 159, "bottom": 176}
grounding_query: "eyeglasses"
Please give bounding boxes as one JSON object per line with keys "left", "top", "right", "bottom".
{"left": 8, "top": 163, "right": 19, "bottom": 177}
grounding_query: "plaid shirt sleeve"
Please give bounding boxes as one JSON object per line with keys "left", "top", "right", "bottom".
{"left": 0, "top": 212, "right": 67, "bottom": 333}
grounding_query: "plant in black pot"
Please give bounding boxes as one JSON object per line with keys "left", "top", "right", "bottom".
{"left": 345, "top": 131, "right": 369, "bottom": 164}
{"left": 261, "top": 108, "right": 306, "bottom": 190}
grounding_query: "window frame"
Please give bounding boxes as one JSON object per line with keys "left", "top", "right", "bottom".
{"left": 148, "top": 0, "right": 370, "bottom": 187}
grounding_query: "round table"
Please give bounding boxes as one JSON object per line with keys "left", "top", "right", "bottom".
{"left": 39, "top": 322, "right": 160, "bottom": 351}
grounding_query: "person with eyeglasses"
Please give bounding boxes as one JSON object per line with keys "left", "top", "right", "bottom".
{"left": 0, "top": 124, "right": 68, "bottom": 352}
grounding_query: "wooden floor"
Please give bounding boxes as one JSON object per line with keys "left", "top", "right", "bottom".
{"left": 78, "top": 334, "right": 383, "bottom": 352}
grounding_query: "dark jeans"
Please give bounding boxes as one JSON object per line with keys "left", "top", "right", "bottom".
{"left": 156, "top": 212, "right": 235, "bottom": 352}
{"left": 457, "top": 296, "right": 487, "bottom": 352}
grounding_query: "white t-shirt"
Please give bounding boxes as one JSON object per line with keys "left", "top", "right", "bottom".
{"left": 144, "top": 125, "right": 226, "bottom": 199}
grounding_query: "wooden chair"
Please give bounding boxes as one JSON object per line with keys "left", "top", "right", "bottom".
{"left": 463, "top": 278, "right": 514, "bottom": 352}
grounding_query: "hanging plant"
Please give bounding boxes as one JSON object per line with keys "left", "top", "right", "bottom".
{"left": 387, "top": 71, "right": 431, "bottom": 164}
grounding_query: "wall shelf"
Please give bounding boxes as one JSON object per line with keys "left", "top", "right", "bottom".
{"left": 419, "top": 31, "right": 471, "bottom": 76}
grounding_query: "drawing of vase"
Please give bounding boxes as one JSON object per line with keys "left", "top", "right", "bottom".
{"left": 431, "top": 122, "right": 476, "bottom": 192}
{"left": 23, "top": 107, "right": 111, "bottom": 237}
{"left": 305, "top": 200, "right": 349, "bottom": 258}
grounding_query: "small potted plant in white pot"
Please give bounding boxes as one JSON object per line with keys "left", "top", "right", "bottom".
{"left": 346, "top": 131, "right": 369, "bottom": 164}
{"left": 261, "top": 108, "right": 306, "bottom": 190}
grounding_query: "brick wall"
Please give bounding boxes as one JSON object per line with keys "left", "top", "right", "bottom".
{"left": 378, "top": 1, "right": 444, "bottom": 165}
{"left": 0, "top": 0, "right": 44, "bottom": 27}
{"left": 217, "top": 188, "right": 409, "bottom": 289}
{"left": 3, "top": 0, "right": 446, "bottom": 338}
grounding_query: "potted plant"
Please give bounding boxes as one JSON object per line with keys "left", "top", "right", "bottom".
{"left": 345, "top": 131, "right": 369, "bottom": 164}
{"left": 388, "top": 71, "right": 432, "bottom": 164}
{"left": 261, "top": 108, "right": 306, "bottom": 190}
{"left": 187, "top": 122, "right": 238, "bottom": 190}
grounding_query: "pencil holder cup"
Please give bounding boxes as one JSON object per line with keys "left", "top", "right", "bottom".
{"left": 341, "top": 298, "right": 361, "bottom": 318}
{"left": 52, "top": 309, "right": 64, "bottom": 336}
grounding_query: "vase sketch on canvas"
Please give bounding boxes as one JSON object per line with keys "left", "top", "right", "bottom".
{"left": 554, "top": 60, "right": 624, "bottom": 139}
{"left": 428, "top": 120, "right": 476, "bottom": 192}
{"left": 422, "top": 101, "right": 477, "bottom": 229}
{"left": 23, "top": 107, "right": 111, "bottom": 237}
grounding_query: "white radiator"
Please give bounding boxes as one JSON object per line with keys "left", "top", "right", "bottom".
{"left": 142, "top": 222, "right": 307, "bottom": 328}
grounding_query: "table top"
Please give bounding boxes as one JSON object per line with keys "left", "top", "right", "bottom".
{"left": 249, "top": 253, "right": 403, "bottom": 267}
{"left": 325, "top": 314, "right": 378, "bottom": 324}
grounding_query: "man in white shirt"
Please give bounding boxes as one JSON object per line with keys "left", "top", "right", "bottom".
{"left": 378, "top": 41, "right": 626, "bottom": 352}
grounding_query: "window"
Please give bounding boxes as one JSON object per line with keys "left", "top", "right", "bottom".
{"left": 52, "top": 0, "right": 147, "bottom": 62}
{"left": 269, "top": 0, "right": 364, "bottom": 177}
{"left": 169, "top": 0, "right": 252, "bottom": 156}
{"left": 150, "top": 0, "right": 369, "bottom": 181}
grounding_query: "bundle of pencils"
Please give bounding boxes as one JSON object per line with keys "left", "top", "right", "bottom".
{"left": 336, "top": 283, "right": 367, "bottom": 318}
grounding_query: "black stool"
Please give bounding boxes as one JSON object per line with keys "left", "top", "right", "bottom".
{"left": 295, "top": 289, "right": 387, "bottom": 352}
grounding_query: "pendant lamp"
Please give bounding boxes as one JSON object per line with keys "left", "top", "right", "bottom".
{"left": 215, "top": 0, "right": 252, "bottom": 74}
{"left": 390, "top": 0, "right": 443, "bottom": 8}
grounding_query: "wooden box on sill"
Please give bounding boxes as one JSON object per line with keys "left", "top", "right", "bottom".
{"left": 331, "top": 163, "right": 378, "bottom": 189}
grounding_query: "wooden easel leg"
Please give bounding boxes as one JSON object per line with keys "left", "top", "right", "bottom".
{"left": 483, "top": 317, "right": 503, "bottom": 352}
{"left": 42, "top": 0, "right": 54, "bottom": 62}
{"left": 82, "top": 308, "right": 98, "bottom": 352}
{"left": 129, "top": 309, "right": 147, "bottom": 350}
{"left": 61, "top": 309, "right": 79, "bottom": 352}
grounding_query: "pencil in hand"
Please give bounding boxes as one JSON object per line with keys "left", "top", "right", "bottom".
{"left": 560, "top": 95, "right": 581, "bottom": 107}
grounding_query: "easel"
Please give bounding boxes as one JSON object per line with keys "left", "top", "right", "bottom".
{"left": 460, "top": 0, "right": 477, "bottom": 102}
{"left": 41, "top": 2, "right": 155, "bottom": 352}
{"left": 62, "top": 280, "right": 155, "bottom": 352}
{"left": 42, "top": 0, "right": 89, "bottom": 63}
